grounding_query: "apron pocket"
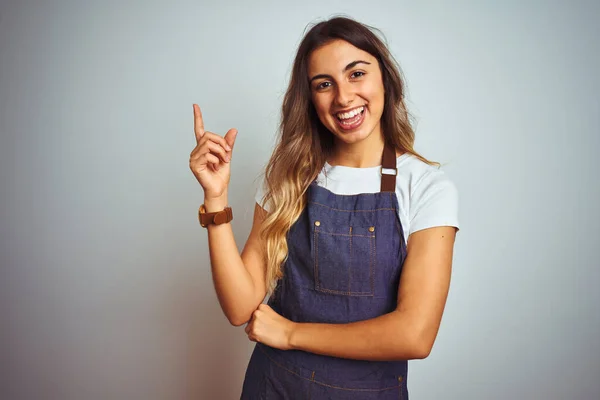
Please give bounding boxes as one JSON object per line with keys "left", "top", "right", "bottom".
{"left": 313, "top": 223, "right": 376, "bottom": 296}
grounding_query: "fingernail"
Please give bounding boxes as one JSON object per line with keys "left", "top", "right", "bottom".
{"left": 226, "top": 145, "right": 232, "bottom": 151}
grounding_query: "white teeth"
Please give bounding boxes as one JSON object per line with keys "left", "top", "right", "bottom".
{"left": 337, "top": 106, "right": 364, "bottom": 120}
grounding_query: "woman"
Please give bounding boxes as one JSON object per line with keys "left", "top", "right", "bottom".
{"left": 190, "top": 16, "right": 459, "bottom": 399}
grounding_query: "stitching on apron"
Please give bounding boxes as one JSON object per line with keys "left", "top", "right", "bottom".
{"left": 370, "top": 229, "right": 375, "bottom": 293}
{"left": 315, "top": 287, "right": 373, "bottom": 296}
{"left": 398, "top": 375, "right": 404, "bottom": 400}
{"left": 349, "top": 226, "right": 352, "bottom": 293}
{"left": 314, "top": 227, "right": 319, "bottom": 291}
{"left": 317, "top": 232, "right": 374, "bottom": 238}
{"left": 309, "top": 201, "right": 396, "bottom": 212}
{"left": 257, "top": 345, "right": 401, "bottom": 392}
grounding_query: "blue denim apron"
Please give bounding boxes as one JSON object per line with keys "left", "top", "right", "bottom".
{"left": 241, "top": 145, "right": 408, "bottom": 399}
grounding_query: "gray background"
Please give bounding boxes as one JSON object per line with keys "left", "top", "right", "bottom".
{"left": 1, "top": 0, "right": 598, "bottom": 399}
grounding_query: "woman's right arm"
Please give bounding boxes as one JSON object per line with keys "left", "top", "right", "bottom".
{"left": 204, "top": 197, "right": 268, "bottom": 326}
{"left": 189, "top": 104, "right": 268, "bottom": 326}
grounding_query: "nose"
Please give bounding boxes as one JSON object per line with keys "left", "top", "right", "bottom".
{"left": 334, "top": 81, "right": 355, "bottom": 108}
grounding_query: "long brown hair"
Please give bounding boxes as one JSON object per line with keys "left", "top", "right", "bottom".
{"left": 259, "top": 16, "right": 436, "bottom": 292}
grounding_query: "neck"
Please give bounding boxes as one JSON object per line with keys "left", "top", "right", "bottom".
{"left": 328, "top": 132, "right": 387, "bottom": 168}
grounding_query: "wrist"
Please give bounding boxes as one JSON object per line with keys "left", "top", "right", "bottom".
{"left": 288, "top": 322, "right": 301, "bottom": 350}
{"left": 203, "top": 193, "right": 229, "bottom": 212}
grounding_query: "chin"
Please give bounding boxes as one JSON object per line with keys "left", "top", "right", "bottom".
{"left": 332, "top": 132, "right": 368, "bottom": 144}
{"left": 328, "top": 123, "right": 377, "bottom": 145}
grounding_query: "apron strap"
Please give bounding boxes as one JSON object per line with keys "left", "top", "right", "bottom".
{"left": 380, "top": 143, "right": 397, "bottom": 192}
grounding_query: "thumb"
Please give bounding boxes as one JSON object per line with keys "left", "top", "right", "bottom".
{"left": 224, "top": 128, "right": 238, "bottom": 150}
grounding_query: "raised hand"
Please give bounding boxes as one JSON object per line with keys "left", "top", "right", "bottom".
{"left": 189, "top": 104, "right": 238, "bottom": 201}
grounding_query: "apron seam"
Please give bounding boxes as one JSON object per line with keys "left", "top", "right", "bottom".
{"left": 258, "top": 345, "right": 402, "bottom": 392}
{"left": 308, "top": 201, "right": 397, "bottom": 212}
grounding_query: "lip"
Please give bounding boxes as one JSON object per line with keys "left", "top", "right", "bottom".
{"left": 334, "top": 107, "right": 366, "bottom": 131}
{"left": 332, "top": 105, "right": 365, "bottom": 116}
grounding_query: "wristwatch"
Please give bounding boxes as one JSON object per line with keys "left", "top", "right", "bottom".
{"left": 198, "top": 204, "right": 233, "bottom": 228}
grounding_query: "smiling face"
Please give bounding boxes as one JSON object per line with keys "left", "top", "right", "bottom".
{"left": 308, "top": 39, "right": 385, "bottom": 148}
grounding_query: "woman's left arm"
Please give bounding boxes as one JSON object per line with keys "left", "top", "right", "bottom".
{"left": 245, "top": 225, "right": 457, "bottom": 361}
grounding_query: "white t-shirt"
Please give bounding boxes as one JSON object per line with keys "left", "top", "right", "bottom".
{"left": 255, "top": 153, "right": 460, "bottom": 244}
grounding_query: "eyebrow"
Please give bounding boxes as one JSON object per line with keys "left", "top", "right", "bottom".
{"left": 309, "top": 60, "right": 372, "bottom": 84}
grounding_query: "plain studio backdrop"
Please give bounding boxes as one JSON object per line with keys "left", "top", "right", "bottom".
{"left": 1, "top": 0, "right": 598, "bottom": 399}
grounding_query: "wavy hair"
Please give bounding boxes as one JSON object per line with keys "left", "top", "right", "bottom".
{"left": 259, "top": 16, "right": 436, "bottom": 293}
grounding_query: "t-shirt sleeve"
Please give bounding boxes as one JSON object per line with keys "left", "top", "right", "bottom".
{"left": 409, "top": 170, "right": 460, "bottom": 235}
{"left": 254, "top": 174, "right": 271, "bottom": 212}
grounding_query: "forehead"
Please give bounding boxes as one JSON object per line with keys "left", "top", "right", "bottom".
{"left": 308, "top": 39, "right": 376, "bottom": 75}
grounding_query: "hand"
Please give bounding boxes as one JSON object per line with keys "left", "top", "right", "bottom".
{"left": 189, "top": 104, "right": 238, "bottom": 200}
{"left": 245, "top": 304, "right": 296, "bottom": 350}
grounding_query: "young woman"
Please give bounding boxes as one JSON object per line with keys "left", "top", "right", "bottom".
{"left": 190, "top": 16, "right": 459, "bottom": 400}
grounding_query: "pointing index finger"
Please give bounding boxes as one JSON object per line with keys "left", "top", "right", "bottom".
{"left": 193, "top": 104, "right": 205, "bottom": 143}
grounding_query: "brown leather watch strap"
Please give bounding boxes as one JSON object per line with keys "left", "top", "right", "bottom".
{"left": 380, "top": 143, "right": 397, "bottom": 192}
{"left": 198, "top": 205, "right": 233, "bottom": 227}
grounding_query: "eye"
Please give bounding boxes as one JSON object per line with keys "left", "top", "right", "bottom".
{"left": 316, "top": 81, "right": 332, "bottom": 90}
{"left": 351, "top": 71, "right": 365, "bottom": 79}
